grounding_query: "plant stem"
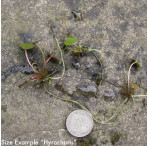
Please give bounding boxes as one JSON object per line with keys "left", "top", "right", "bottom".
{"left": 90, "top": 49, "right": 105, "bottom": 60}
{"left": 49, "top": 62, "right": 60, "bottom": 76}
{"left": 132, "top": 95, "right": 147, "bottom": 97}
{"left": 25, "top": 49, "right": 39, "bottom": 73}
{"left": 36, "top": 44, "right": 45, "bottom": 64}
{"left": 100, "top": 98, "right": 128, "bottom": 124}
{"left": 91, "top": 51, "right": 103, "bottom": 86}
{"left": 18, "top": 80, "right": 30, "bottom": 88}
{"left": 106, "top": 97, "right": 134, "bottom": 124}
{"left": 50, "top": 34, "right": 65, "bottom": 80}
{"left": 127, "top": 61, "right": 137, "bottom": 88}
{"left": 44, "top": 86, "right": 88, "bottom": 110}
{"left": 49, "top": 23, "right": 65, "bottom": 80}
{"left": 41, "top": 56, "right": 52, "bottom": 73}
{"left": 44, "top": 86, "right": 128, "bottom": 125}
{"left": 116, "top": 96, "right": 135, "bottom": 120}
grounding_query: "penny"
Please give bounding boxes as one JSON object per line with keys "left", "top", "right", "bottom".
{"left": 66, "top": 110, "right": 94, "bottom": 137}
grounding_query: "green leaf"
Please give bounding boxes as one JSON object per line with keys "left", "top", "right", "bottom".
{"left": 64, "top": 37, "right": 78, "bottom": 46}
{"left": 19, "top": 43, "right": 35, "bottom": 50}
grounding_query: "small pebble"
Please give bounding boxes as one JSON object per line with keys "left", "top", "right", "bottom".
{"left": 77, "top": 85, "right": 97, "bottom": 96}
{"left": 72, "top": 62, "right": 80, "bottom": 70}
{"left": 72, "top": 11, "right": 83, "bottom": 20}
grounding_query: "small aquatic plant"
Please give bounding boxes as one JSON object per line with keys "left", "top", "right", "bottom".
{"left": 19, "top": 26, "right": 65, "bottom": 87}
{"left": 45, "top": 58, "right": 146, "bottom": 125}
{"left": 17, "top": 23, "right": 146, "bottom": 126}
{"left": 63, "top": 36, "right": 105, "bottom": 93}
{"left": 93, "top": 59, "right": 146, "bottom": 124}
{"left": 19, "top": 41, "right": 53, "bottom": 86}
{"left": 64, "top": 36, "right": 105, "bottom": 59}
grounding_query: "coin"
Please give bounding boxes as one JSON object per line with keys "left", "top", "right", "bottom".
{"left": 66, "top": 110, "right": 94, "bottom": 137}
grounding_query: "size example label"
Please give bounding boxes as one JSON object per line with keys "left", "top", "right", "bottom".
{"left": 1, "top": 139, "right": 39, "bottom": 146}
{"left": 1, "top": 139, "right": 75, "bottom": 146}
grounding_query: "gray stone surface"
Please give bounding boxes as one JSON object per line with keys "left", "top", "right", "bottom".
{"left": 2, "top": 0, "right": 146, "bottom": 145}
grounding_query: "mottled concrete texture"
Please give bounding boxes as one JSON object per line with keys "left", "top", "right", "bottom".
{"left": 2, "top": 0, "right": 147, "bottom": 145}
